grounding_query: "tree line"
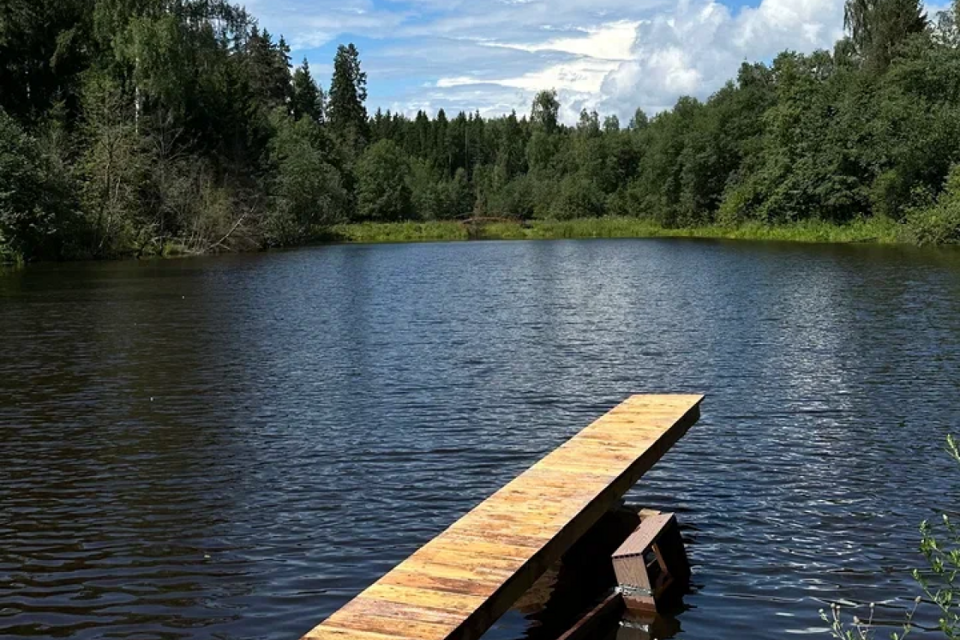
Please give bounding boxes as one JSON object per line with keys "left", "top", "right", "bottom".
{"left": 3, "top": 0, "right": 960, "bottom": 261}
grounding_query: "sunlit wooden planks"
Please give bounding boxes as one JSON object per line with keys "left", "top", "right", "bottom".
{"left": 302, "top": 394, "right": 703, "bottom": 640}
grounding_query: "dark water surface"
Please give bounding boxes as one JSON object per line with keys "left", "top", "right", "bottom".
{"left": 3, "top": 239, "right": 960, "bottom": 640}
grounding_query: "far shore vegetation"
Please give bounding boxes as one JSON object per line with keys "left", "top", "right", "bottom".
{"left": 6, "top": 0, "right": 960, "bottom": 264}
{"left": 325, "top": 217, "right": 905, "bottom": 246}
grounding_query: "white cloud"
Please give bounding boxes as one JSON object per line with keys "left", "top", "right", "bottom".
{"left": 413, "top": 0, "right": 848, "bottom": 122}
{"left": 250, "top": 0, "right": 862, "bottom": 123}
{"left": 484, "top": 20, "right": 640, "bottom": 60}
{"left": 597, "top": 0, "right": 845, "bottom": 118}
{"left": 437, "top": 55, "right": 620, "bottom": 93}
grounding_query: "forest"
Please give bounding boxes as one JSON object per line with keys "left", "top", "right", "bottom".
{"left": 3, "top": 0, "right": 960, "bottom": 262}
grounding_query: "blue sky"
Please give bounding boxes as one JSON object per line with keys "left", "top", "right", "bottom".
{"left": 243, "top": 0, "right": 946, "bottom": 123}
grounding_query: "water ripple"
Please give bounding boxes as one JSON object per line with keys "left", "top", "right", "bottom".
{"left": 2, "top": 240, "right": 960, "bottom": 639}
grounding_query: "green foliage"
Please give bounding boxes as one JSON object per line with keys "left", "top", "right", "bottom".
{"left": 6, "top": 0, "right": 960, "bottom": 261}
{"left": 531, "top": 90, "right": 559, "bottom": 133}
{"left": 291, "top": 58, "right": 324, "bottom": 124}
{"left": 914, "top": 435, "right": 960, "bottom": 638}
{"left": 905, "top": 164, "right": 960, "bottom": 245}
{"left": 0, "top": 107, "right": 77, "bottom": 260}
{"left": 78, "top": 72, "right": 145, "bottom": 257}
{"left": 526, "top": 128, "right": 561, "bottom": 175}
{"left": 440, "top": 169, "right": 475, "bottom": 219}
{"left": 628, "top": 108, "right": 649, "bottom": 130}
{"left": 405, "top": 162, "right": 473, "bottom": 220}
{"left": 0, "top": 0, "right": 92, "bottom": 124}
{"left": 242, "top": 26, "right": 292, "bottom": 112}
{"left": 0, "top": 0, "right": 346, "bottom": 259}
{"left": 494, "top": 175, "right": 537, "bottom": 220}
{"left": 551, "top": 175, "right": 605, "bottom": 220}
{"left": 332, "top": 216, "right": 902, "bottom": 244}
{"left": 332, "top": 220, "right": 469, "bottom": 243}
{"left": 328, "top": 43, "right": 368, "bottom": 154}
{"left": 845, "top": 0, "right": 927, "bottom": 71}
{"left": 356, "top": 139, "right": 412, "bottom": 222}
{"left": 117, "top": 14, "right": 192, "bottom": 117}
{"left": 266, "top": 110, "right": 347, "bottom": 245}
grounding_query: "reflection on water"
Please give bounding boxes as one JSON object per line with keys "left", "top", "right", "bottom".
{"left": 2, "top": 239, "right": 960, "bottom": 639}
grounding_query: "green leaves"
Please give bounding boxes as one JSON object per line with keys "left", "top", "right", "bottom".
{"left": 905, "top": 164, "right": 960, "bottom": 245}
{"left": 0, "top": 107, "right": 77, "bottom": 260}
{"left": 356, "top": 140, "right": 413, "bottom": 222}
{"left": 266, "top": 110, "right": 347, "bottom": 244}
{"left": 916, "top": 496, "right": 960, "bottom": 639}
{"left": 531, "top": 90, "right": 559, "bottom": 134}
{"left": 844, "top": 0, "right": 928, "bottom": 71}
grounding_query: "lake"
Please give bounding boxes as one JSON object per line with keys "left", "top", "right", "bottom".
{"left": 2, "top": 238, "right": 960, "bottom": 639}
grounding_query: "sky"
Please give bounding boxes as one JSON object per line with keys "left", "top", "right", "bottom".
{"left": 243, "top": 0, "right": 948, "bottom": 124}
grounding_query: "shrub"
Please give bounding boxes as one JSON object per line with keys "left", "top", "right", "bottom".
{"left": 491, "top": 175, "right": 536, "bottom": 220}
{"left": 436, "top": 169, "right": 474, "bottom": 219}
{"left": 905, "top": 165, "right": 960, "bottom": 245}
{"left": 0, "top": 109, "right": 78, "bottom": 261}
{"left": 870, "top": 170, "right": 912, "bottom": 221}
{"left": 551, "top": 175, "right": 605, "bottom": 220}
{"left": 356, "top": 139, "right": 413, "bottom": 222}
{"left": 266, "top": 111, "right": 348, "bottom": 245}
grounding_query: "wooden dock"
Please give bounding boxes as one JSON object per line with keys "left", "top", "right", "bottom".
{"left": 302, "top": 394, "right": 703, "bottom": 640}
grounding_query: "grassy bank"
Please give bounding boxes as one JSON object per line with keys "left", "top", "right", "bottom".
{"left": 329, "top": 217, "right": 905, "bottom": 245}
{"left": 0, "top": 217, "right": 909, "bottom": 264}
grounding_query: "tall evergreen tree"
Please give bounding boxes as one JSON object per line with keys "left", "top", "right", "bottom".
{"left": 0, "top": 0, "right": 93, "bottom": 124}
{"left": 496, "top": 111, "right": 525, "bottom": 180}
{"left": 434, "top": 108, "right": 450, "bottom": 175}
{"left": 327, "top": 43, "right": 367, "bottom": 152}
{"left": 243, "top": 27, "right": 292, "bottom": 110}
{"left": 291, "top": 58, "right": 324, "bottom": 124}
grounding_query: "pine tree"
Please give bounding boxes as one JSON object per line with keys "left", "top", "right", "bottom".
{"left": 496, "top": 110, "right": 525, "bottom": 180}
{"left": 243, "top": 27, "right": 292, "bottom": 111}
{"left": 414, "top": 110, "right": 429, "bottom": 157}
{"left": 291, "top": 58, "right": 324, "bottom": 124}
{"left": 327, "top": 43, "right": 367, "bottom": 152}
{"left": 434, "top": 108, "right": 450, "bottom": 176}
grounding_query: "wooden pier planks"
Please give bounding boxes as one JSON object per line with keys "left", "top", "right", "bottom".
{"left": 302, "top": 394, "right": 703, "bottom": 640}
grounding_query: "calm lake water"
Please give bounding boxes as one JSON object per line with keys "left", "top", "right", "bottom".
{"left": 3, "top": 238, "right": 960, "bottom": 640}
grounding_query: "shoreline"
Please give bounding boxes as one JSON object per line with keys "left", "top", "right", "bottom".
{"left": 327, "top": 217, "right": 906, "bottom": 246}
{"left": 0, "top": 217, "right": 925, "bottom": 266}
